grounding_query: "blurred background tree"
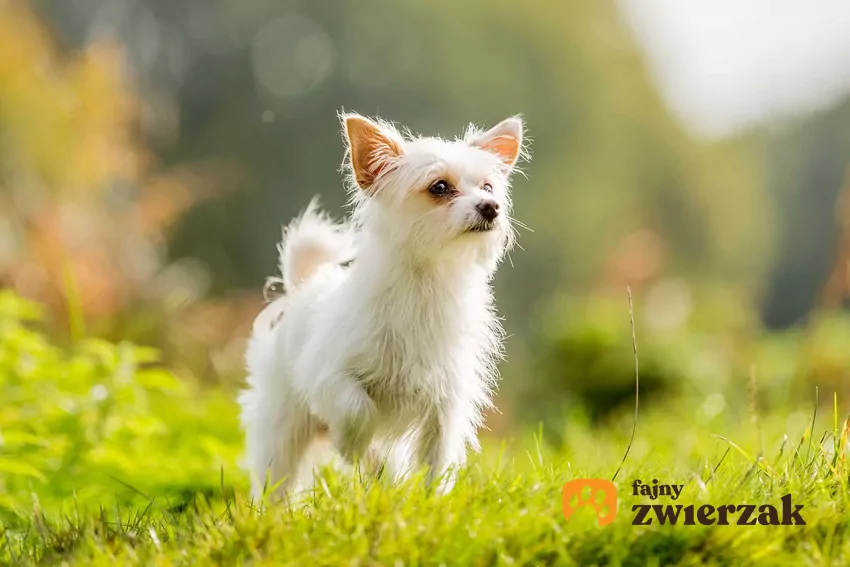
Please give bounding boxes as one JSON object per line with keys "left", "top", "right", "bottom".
{"left": 1, "top": 0, "right": 848, "bottom": 437}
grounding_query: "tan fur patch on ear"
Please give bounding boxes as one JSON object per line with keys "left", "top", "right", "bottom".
{"left": 345, "top": 116, "right": 402, "bottom": 191}
{"left": 479, "top": 134, "right": 521, "bottom": 167}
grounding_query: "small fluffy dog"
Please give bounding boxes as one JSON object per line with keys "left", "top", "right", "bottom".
{"left": 239, "top": 112, "right": 527, "bottom": 499}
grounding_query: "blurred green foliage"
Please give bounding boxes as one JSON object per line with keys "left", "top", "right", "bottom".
{"left": 0, "top": 292, "right": 243, "bottom": 522}
{"left": 512, "top": 287, "right": 850, "bottom": 442}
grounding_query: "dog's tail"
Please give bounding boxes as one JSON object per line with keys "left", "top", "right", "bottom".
{"left": 278, "top": 197, "right": 354, "bottom": 291}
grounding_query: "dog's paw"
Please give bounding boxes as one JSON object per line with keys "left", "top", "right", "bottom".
{"left": 426, "top": 465, "right": 459, "bottom": 496}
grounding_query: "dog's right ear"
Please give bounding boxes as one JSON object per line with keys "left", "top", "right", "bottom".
{"left": 343, "top": 114, "right": 403, "bottom": 193}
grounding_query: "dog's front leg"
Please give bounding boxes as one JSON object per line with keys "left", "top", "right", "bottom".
{"left": 418, "top": 404, "right": 470, "bottom": 494}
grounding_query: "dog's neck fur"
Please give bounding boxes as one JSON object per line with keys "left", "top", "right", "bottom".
{"left": 354, "top": 224, "right": 492, "bottom": 305}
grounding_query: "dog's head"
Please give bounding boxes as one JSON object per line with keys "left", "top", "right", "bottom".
{"left": 341, "top": 113, "right": 527, "bottom": 267}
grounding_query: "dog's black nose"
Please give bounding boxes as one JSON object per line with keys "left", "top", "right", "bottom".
{"left": 476, "top": 200, "right": 500, "bottom": 221}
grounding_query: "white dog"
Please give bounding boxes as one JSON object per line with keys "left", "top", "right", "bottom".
{"left": 239, "top": 112, "right": 526, "bottom": 499}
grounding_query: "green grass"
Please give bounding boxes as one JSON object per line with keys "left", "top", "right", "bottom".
{"left": 2, "top": 291, "right": 850, "bottom": 565}
{"left": 3, "top": 413, "right": 850, "bottom": 566}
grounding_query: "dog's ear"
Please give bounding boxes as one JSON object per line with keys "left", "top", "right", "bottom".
{"left": 470, "top": 116, "right": 524, "bottom": 168}
{"left": 343, "top": 114, "right": 403, "bottom": 192}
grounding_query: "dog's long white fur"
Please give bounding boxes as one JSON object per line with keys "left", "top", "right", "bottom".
{"left": 239, "top": 113, "right": 526, "bottom": 499}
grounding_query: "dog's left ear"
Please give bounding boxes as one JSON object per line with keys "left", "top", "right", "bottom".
{"left": 470, "top": 117, "right": 524, "bottom": 168}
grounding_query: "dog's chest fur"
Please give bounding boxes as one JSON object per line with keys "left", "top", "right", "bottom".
{"left": 347, "top": 267, "right": 481, "bottom": 415}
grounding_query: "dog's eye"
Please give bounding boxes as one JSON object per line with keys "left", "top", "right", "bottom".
{"left": 482, "top": 183, "right": 493, "bottom": 193}
{"left": 429, "top": 179, "right": 450, "bottom": 196}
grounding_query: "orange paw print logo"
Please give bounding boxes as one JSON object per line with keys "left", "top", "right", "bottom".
{"left": 562, "top": 479, "right": 618, "bottom": 526}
